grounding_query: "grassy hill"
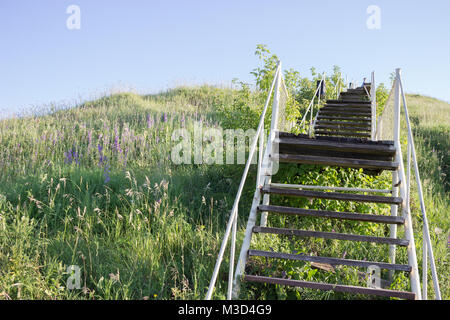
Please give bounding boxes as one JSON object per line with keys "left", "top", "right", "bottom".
{"left": 0, "top": 88, "right": 448, "bottom": 300}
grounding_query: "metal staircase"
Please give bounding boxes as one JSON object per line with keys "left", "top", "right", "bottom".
{"left": 206, "top": 64, "right": 441, "bottom": 300}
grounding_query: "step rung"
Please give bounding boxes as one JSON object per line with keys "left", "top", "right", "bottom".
{"left": 317, "top": 116, "right": 371, "bottom": 121}
{"left": 252, "top": 226, "right": 409, "bottom": 246}
{"left": 257, "top": 205, "right": 405, "bottom": 224}
{"left": 276, "top": 137, "right": 396, "bottom": 155}
{"left": 319, "top": 111, "right": 372, "bottom": 117}
{"left": 261, "top": 186, "right": 403, "bottom": 204}
{"left": 315, "top": 125, "right": 371, "bottom": 131}
{"left": 269, "top": 183, "right": 392, "bottom": 194}
{"left": 320, "top": 109, "right": 371, "bottom": 115}
{"left": 275, "top": 154, "right": 398, "bottom": 170}
{"left": 243, "top": 275, "right": 415, "bottom": 300}
{"left": 248, "top": 250, "right": 411, "bottom": 272}
{"left": 327, "top": 100, "right": 371, "bottom": 105}
{"left": 325, "top": 103, "right": 371, "bottom": 107}
{"left": 315, "top": 121, "right": 372, "bottom": 127}
{"left": 322, "top": 104, "right": 371, "bottom": 108}
{"left": 315, "top": 131, "right": 371, "bottom": 138}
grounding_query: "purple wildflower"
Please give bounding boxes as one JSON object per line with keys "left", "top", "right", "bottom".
{"left": 147, "top": 114, "right": 154, "bottom": 128}
{"left": 103, "top": 162, "right": 111, "bottom": 184}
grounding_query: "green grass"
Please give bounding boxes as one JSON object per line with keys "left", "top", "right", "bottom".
{"left": 0, "top": 88, "right": 448, "bottom": 300}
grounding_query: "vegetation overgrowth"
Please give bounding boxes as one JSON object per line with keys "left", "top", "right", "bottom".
{"left": 0, "top": 46, "right": 447, "bottom": 300}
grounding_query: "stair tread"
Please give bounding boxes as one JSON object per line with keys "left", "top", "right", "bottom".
{"left": 278, "top": 133, "right": 395, "bottom": 148}
{"left": 320, "top": 109, "right": 371, "bottom": 115}
{"left": 321, "top": 108, "right": 371, "bottom": 114}
{"left": 327, "top": 100, "right": 371, "bottom": 104}
{"left": 325, "top": 102, "right": 371, "bottom": 106}
{"left": 279, "top": 132, "right": 394, "bottom": 145}
{"left": 317, "top": 116, "right": 371, "bottom": 121}
{"left": 315, "top": 121, "right": 372, "bottom": 127}
{"left": 248, "top": 249, "right": 412, "bottom": 272}
{"left": 243, "top": 275, "right": 415, "bottom": 300}
{"left": 315, "top": 124, "right": 371, "bottom": 131}
{"left": 325, "top": 106, "right": 370, "bottom": 109}
{"left": 257, "top": 205, "right": 405, "bottom": 224}
{"left": 252, "top": 226, "right": 409, "bottom": 246}
{"left": 261, "top": 186, "right": 403, "bottom": 204}
{"left": 315, "top": 131, "right": 371, "bottom": 137}
{"left": 275, "top": 154, "right": 398, "bottom": 170}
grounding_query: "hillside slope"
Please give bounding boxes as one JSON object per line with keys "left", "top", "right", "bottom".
{"left": 0, "top": 89, "right": 448, "bottom": 300}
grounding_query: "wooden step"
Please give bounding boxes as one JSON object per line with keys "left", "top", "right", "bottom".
{"left": 315, "top": 120, "right": 372, "bottom": 127}
{"left": 340, "top": 92, "right": 367, "bottom": 96}
{"left": 341, "top": 88, "right": 366, "bottom": 94}
{"left": 317, "top": 114, "right": 372, "bottom": 123}
{"left": 252, "top": 226, "right": 409, "bottom": 246}
{"left": 243, "top": 275, "right": 415, "bottom": 300}
{"left": 319, "top": 110, "right": 372, "bottom": 116}
{"left": 261, "top": 186, "right": 403, "bottom": 204}
{"left": 315, "top": 131, "right": 371, "bottom": 138}
{"left": 277, "top": 135, "right": 396, "bottom": 156}
{"left": 275, "top": 154, "right": 398, "bottom": 170}
{"left": 278, "top": 145, "right": 394, "bottom": 162}
{"left": 320, "top": 107, "right": 371, "bottom": 114}
{"left": 327, "top": 100, "right": 371, "bottom": 104}
{"left": 321, "top": 108, "right": 372, "bottom": 114}
{"left": 324, "top": 102, "right": 372, "bottom": 110}
{"left": 248, "top": 250, "right": 411, "bottom": 272}
{"left": 315, "top": 124, "right": 371, "bottom": 131}
{"left": 279, "top": 132, "right": 393, "bottom": 145}
{"left": 339, "top": 95, "right": 367, "bottom": 99}
{"left": 257, "top": 205, "right": 405, "bottom": 225}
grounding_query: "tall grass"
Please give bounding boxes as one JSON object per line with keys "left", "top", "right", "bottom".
{"left": 0, "top": 88, "right": 448, "bottom": 300}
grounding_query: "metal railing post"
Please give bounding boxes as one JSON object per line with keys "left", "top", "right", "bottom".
{"left": 394, "top": 68, "right": 421, "bottom": 299}
{"left": 399, "top": 77, "right": 441, "bottom": 300}
{"left": 260, "top": 64, "right": 281, "bottom": 227}
{"left": 371, "top": 71, "right": 376, "bottom": 140}
{"left": 205, "top": 63, "right": 281, "bottom": 300}
{"left": 388, "top": 72, "right": 400, "bottom": 280}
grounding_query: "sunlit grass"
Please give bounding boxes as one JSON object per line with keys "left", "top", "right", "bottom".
{"left": 0, "top": 88, "right": 448, "bottom": 300}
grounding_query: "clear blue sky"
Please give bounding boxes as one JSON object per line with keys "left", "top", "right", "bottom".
{"left": 1, "top": 0, "right": 449, "bottom": 115}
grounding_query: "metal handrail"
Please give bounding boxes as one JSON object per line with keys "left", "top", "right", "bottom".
{"left": 377, "top": 69, "right": 442, "bottom": 300}
{"left": 370, "top": 71, "right": 377, "bottom": 140}
{"left": 298, "top": 73, "right": 326, "bottom": 135}
{"left": 205, "top": 62, "right": 284, "bottom": 300}
{"left": 398, "top": 73, "right": 441, "bottom": 300}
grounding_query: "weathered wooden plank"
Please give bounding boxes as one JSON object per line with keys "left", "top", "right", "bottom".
{"left": 317, "top": 115, "right": 371, "bottom": 121}
{"left": 248, "top": 250, "right": 412, "bottom": 272}
{"left": 326, "top": 100, "right": 371, "bottom": 104}
{"left": 324, "top": 103, "right": 372, "bottom": 108}
{"left": 315, "top": 131, "right": 371, "bottom": 138}
{"left": 315, "top": 124, "right": 371, "bottom": 131}
{"left": 261, "top": 186, "right": 403, "bottom": 204}
{"left": 257, "top": 205, "right": 405, "bottom": 225}
{"left": 276, "top": 138, "right": 396, "bottom": 157}
{"left": 243, "top": 275, "right": 416, "bottom": 300}
{"left": 252, "top": 226, "right": 409, "bottom": 246}
{"left": 277, "top": 132, "right": 395, "bottom": 147}
{"left": 315, "top": 120, "right": 372, "bottom": 127}
{"left": 318, "top": 110, "right": 372, "bottom": 117}
{"left": 278, "top": 145, "right": 394, "bottom": 161}
{"left": 320, "top": 108, "right": 372, "bottom": 114}
{"left": 275, "top": 153, "right": 398, "bottom": 170}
